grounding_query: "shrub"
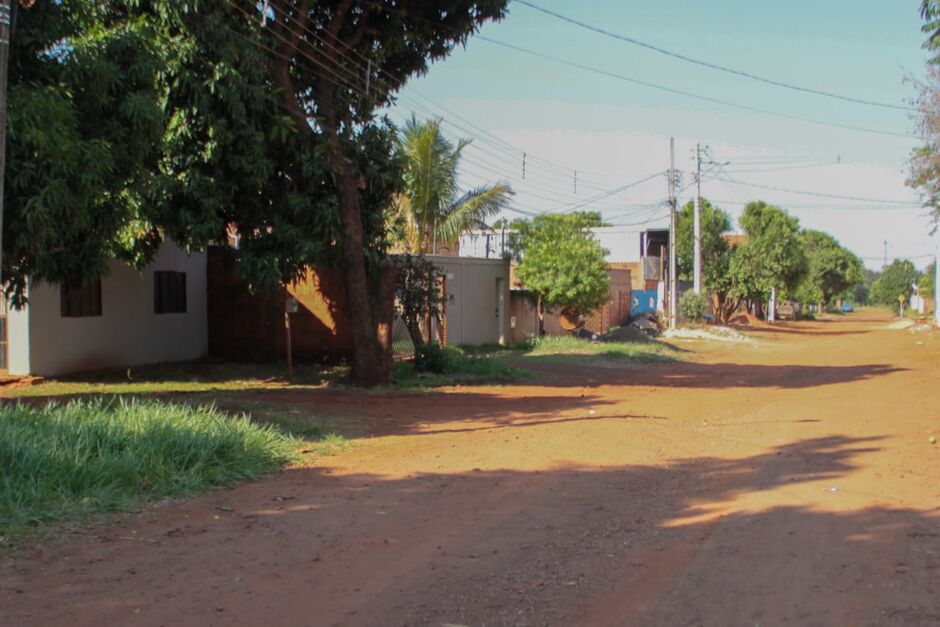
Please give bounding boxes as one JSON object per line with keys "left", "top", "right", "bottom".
{"left": 679, "top": 291, "right": 710, "bottom": 322}
{"left": 414, "top": 342, "right": 458, "bottom": 373}
{"left": 0, "top": 398, "right": 298, "bottom": 535}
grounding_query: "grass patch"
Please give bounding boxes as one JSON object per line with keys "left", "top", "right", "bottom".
{"left": 394, "top": 345, "right": 524, "bottom": 387}
{"left": 7, "top": 361, "right": 344, "bottom": 399}
{"left": 521, "top": 335, "right": 678, "bottom": 364}
{"left": 0, "top": 398, "right": 299, "bottom": 539}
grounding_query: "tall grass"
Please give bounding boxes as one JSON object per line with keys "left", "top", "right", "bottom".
{"left": 523, "top": 335, "right": 676, "bottom": 363}
{"left": 0, "top": 399, "right": 298, "bottom": 536}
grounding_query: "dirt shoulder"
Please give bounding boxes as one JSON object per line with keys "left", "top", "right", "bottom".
{"left": 2, "top": 310, "right": 939, "bottom": 626}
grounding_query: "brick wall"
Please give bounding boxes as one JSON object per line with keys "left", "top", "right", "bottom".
{"left": 207, "top": 247, "right": 354, "bottom": 362}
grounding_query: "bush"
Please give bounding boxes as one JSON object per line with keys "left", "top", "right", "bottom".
{"left": 0, "top": 398, "right": 298, "bottom": 535}
{"left": 679, "top": 291, "right": 710, "bottom": 322}
{"left": 407, "top": 343, "right": 521, "bottom": 382}
{"left": 414, "top": 342, "right": 459, "bottom": 373}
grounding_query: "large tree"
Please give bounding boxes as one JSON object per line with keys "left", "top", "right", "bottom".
{"left": 793, "top": 230, "right": 863, "bottom": 309}
{"left": 870, "top": 259, "right": 919, "bottom": 307}
{"left": 728, "top": 201, "right": 807, "bottom": 316}
{"left": 389, "top": 117, "right": 512, "bottom": 253}
{"left": 675, "top": 198, "right": 738, "bottom": 320}
{"left": 512, "top": 212, "right": 610, "bottom": 334}
{"left": 8, "top": 1, "right": 509, "bottom": 386}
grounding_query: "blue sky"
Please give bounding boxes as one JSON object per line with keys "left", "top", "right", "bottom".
{"left": 386, "top": 0, "right": 936, "bottom": 268}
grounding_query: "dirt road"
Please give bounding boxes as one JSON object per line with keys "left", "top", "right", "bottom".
{"left": 2, "top": 311, "right": 939, "bottom": 626}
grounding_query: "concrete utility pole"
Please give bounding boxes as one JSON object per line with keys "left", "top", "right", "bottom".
{"left": 668, "top": 137, "right": 677, "bottom": 329}
{"left": 0, "top": 0, "right": 11, "bottom": 288}
{"left": 693, "top": 143, "right": 702, "bottom": 294}
{"left": 935, "top": 245, "right": 939, "bottom": 328}
{"left": 883, "top": 239, "right": 888, "bottom": 270}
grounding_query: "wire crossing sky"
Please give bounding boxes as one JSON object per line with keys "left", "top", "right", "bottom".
{"left": 385, "top": 0, "right": 934, "bottom": 268}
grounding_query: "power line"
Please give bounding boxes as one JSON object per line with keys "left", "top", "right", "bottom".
{"left": 515, "top": 0, "right": 914, "bottom": 113}
{"left": 475, "top": 36, "right": 914, "bottom": 140}
{"left": 715, "top": 173, "right": 921, "bottom": 205}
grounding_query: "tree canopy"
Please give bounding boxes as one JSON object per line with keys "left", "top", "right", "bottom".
{"left": 8, "top": 0, "right": 510, "bottom": 385}
{"left": 729, "top": 201, "right": 806, "bottom": 308}
{"left": 6, "top": 1, "right": 166, "bottom": 303}
{"left": 870, "top": 259, "right": 919, "bottom": 306}
{"left": 389, "top": 117, "right": 512, "bottom": 253}
{"left": 793, "top": 230, "right": 863, "bottom": 307}
{"left": 513, "top": 212, "right": 610, "bottom": 317}
{"left": 675, "top": 198, "right": 732, "bottom": 290}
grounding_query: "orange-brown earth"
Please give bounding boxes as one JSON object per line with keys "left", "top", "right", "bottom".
{"left": 2, "top": 310, "right": 939, "bottom": 626}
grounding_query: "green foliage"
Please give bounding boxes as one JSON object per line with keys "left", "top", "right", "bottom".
{"left": 871, "top": 259, "right": 919, "bottom": 306}
{"left": 6, "top": 1, "right": 166, "bottom": 303}
{"left": 414, "top": 342, "right": 458, "bottom": 373}
{"left": 794, "top": 230, "right": 863, "bottom": 307}
{"left": 390, "top": 117, "right": 512, "bottom": 252}
{"left": 919, "top": 261, "right": 936, "bottom": 300}
{"left": 922, "top": 0, "right": 940, "bottom": 63}
{"left": 679, "top": 291, "right": 710, "bottom": 322}
{"left": 405, "top": 344, "right": 521, "bottom": 381}
{"left": 729, "top": 201, "right": 807, "bottom": 305}
{"left": 513, "top": 212, "right": 611, "bottom": 313}
{"left": 675, "top": 198, "right": 733, "bottom": 288}
{"left": 0, "top": 398, "right": 298, "bottom": 535}
{"left": 393, "top": 253, "right": 444, "bottom": 350}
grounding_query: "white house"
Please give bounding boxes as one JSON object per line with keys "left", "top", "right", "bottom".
{"left": 4, "top": 241, "right": 208, "bottom": 377}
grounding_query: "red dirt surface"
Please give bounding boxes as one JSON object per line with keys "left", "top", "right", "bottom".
{"left": 3, "top": 310, "right": 940, "bottom": 626}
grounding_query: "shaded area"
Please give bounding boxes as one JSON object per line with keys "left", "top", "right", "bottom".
{"left": 518, "top": 359, "right": 904, "bottom": 390}
{"left": 3, "top": 436, "right": 938, "bottom": 626}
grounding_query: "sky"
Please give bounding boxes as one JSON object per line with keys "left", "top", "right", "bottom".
{"left": 386, "top": 0, "right": 936, "bottom": 269}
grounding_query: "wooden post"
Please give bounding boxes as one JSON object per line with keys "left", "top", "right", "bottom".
{"left": 284, "top": 296, "right": 296, "bottom": 383}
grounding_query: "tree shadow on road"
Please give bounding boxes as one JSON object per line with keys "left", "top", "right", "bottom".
{"left": 5, "top": 433, "right": 938, "bottom": 626}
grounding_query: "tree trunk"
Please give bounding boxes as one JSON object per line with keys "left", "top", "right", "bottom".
{"left": 319, "top": 94, "right": 389, "bottom": 386}
{"left": 537, "top": 293, "right": 545, "bottom": 336}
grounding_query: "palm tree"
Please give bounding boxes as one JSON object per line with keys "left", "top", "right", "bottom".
{"left": 390, "top": 116, "right": 513, "bottom": 253}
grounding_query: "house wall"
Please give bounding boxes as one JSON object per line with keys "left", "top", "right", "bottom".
{"left": 428, "top": 255, "right": 510, "bottom": 346}
{"left": 459, "top": 227, "right": 651, "bottom": 263}
{"left": 11, "top": 242, "right": 208, "bottom": 376}
{"left": 206, "top": 247, "right": 353, "bottom": 362}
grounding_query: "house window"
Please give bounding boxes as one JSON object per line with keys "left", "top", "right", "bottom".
{"left": 61, "top": 280, "right": 102, "bottom": 318}
{"left": 154, "top": 271, "right": 187, "bottom": 314}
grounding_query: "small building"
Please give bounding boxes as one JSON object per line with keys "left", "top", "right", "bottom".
{"left": 427, "top": 255, "right": 510, "bottom": 346}
{"left": 4, "top": 241, "right": 208, "bottom": 377}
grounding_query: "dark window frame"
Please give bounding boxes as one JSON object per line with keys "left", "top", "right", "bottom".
{"left": 154, "top": 271, "right": 187, "bottom": 315}
{"left": 60, "top": 280, "right": 103, "bottom": 318}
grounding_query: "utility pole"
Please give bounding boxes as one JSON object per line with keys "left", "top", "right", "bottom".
{"left": 883, "top": 239, "right": 888, "bottom": 270}
{"left": 668, "top": 138, "right": 677, "bottom": 329}
{"left": 693, "top": 143, "right": 702, "bottom": 294}
{"left": 0, "top": 0, "right": 11, "bottom": 288}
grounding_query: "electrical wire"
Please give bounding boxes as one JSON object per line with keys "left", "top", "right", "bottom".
{"left": 475, "top": 36, "right": 915, "bottom": 140}
{"left": 515, "top": 0, "right": 914, "bottom": 112}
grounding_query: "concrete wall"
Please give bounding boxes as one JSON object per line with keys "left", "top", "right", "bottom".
{"left": 9, "top": 242, "right": 207, "bottom": 376}
{"left": 428, "top": 255, "right": 510, "bottom": 346}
